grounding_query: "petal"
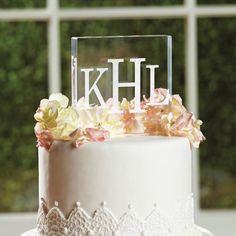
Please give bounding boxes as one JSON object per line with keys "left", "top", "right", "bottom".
{"left": 49, "top": 93, "right": 69, "bottom": 108}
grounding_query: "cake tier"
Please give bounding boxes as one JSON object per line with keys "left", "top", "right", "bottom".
{"left": 38, "top": 135, "right": 194, "bottom": 235}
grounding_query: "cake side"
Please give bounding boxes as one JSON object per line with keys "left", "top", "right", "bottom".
{"left": 39, "top": 135, "right": 192, "bottom": 219}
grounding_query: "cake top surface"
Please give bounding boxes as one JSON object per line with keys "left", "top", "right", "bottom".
{"left": 47, "top": 134, "right": 189, "bottom": 147}
{"left": 105, "top": 134, "right": 188, "bottom": 143}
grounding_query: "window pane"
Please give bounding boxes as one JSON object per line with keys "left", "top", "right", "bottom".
{"left": 198, "top": 0, "right": 235, "bottom": 4}
{"left": 60, "top": 0, "right": 183, "bottom": 7}
{"left": 0, "top": 22, "right": 47, "bottom": 212}
{"left": 61, "top": 19, "right": 185, "bottom": 100}
{"left": 199, "top": 18, "right": 236, "bottom": 209}
{"left": 0, "top": 0, "right": 46, "bottom": 8}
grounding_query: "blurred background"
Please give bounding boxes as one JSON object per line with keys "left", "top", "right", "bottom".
{"left": 0, "top": 0, "right": 235, "bottom": 235}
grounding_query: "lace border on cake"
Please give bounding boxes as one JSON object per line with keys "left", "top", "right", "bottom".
{"left": 37, "top": 194, "right": 201, "bottom": 236}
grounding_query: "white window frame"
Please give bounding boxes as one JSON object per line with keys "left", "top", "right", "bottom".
{"left": 0, "top": 0, "right": 236, "bottom": 235}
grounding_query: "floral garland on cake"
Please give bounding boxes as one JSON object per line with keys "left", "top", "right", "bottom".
{"left": 34, "top": 88, "right": 205, "bottom": 149}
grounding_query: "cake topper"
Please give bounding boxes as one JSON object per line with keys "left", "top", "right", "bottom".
{"left": 34, "top": 35, "right": 205, "bottom": 149}
{"left": 71, "top": 35, "right": 172, "bottom": 113}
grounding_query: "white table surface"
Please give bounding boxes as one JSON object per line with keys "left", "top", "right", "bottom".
{"left": 21, "top": 229, "right": 37, "bottom": 236}
{"left": 21, "top": 226, "right": 213, "bottom": 236}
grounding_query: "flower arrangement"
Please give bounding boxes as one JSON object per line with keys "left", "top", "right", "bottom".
{"left": 34, "top": 88, "right": 205, "bottom": 149}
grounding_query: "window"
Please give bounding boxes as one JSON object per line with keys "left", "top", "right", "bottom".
{"left": 0, "top": 0, "right": 235, "bottom": 235}
{"left": 198, "top": 18, "right": 236, "bottom": 209}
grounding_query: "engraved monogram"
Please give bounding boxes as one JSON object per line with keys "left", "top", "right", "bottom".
{"left": 80, "top": 58, "right": 161, "bottom": 113}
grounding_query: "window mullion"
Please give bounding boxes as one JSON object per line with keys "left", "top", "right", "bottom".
{"left": 47, "top": 0, "right": 61, "bottom": 94}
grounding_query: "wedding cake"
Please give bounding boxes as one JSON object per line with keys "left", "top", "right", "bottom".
{"left": 22, "top": 35, "right": 213, "bottom": 236}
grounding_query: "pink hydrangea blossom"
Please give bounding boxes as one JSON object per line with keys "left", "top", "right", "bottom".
{"left": 85, "top": 128, "right": 110, "bottom": 142}
{"left": 34, "top": 90, "right": 205, "bottom": 149}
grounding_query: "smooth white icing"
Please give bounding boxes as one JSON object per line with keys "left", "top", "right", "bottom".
{"left": 38, "top": 135, "right": 192, "bottom": 219}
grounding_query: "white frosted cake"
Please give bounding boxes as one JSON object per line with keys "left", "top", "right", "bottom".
{"left": 23, "top": 35, "right": 214, "bottom": 236}
{"left": 38, "top": 136, "right": 192, "bottom": 235}
{"left": 32, "top": 88, "right": 210, "bottom": 236}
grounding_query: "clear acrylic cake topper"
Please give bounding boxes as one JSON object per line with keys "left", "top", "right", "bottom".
{"left": 71, "top": 35, "right": 172, "bottom": 113}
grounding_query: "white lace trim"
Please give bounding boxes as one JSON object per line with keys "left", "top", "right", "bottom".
{"left": 37, "top": 194, "right": 202, "bottom": 236}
